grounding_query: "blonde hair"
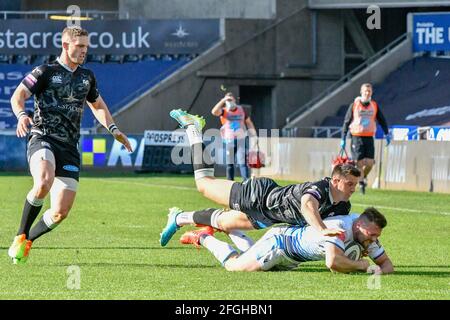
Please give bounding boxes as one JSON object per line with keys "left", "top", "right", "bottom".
{"left": 62, "top": 26, "right": 88, "bottom": 40}
{"left": 360, "top": 83, "right": 372, "bottom": 91}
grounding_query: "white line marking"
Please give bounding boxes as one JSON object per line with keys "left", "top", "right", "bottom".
{"left": 95, "top": 178, "right": 195, "bottom": 191}
{"left": 94, "top": 178, "right": 450, "bottom": 216}
{"left": 353, "top": 203, "right": 450, "bottom": 216}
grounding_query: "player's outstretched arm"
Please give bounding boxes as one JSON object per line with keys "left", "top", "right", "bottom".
{"left": 87, "top": 95, "right": 133, "bottom": 152}
{"left": 325, "top": 242, "right": 369, "bottom": 273}
{"left": 300, "top": 194, "right": 345, "bottom": 236}
{"left": 11, "top": 83, "right": 33, "bottom": 138}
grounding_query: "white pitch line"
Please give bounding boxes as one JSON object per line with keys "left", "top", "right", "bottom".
{"left": 353, "top": 203, "right": 450, "bottom": 216}
{"left": 96, "top": 178, "right": 450, "bottom": 216}
{"left": 95, "top": 178, "right": 196, "bottom": 191}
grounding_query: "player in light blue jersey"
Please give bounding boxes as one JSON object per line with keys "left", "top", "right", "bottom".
{"left": 179, "top": 207, "right": 394, "bottom": 274}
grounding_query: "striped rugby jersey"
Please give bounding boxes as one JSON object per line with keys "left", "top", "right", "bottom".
{"left": 281, "top": 214, "right": 385, "bottom": 262}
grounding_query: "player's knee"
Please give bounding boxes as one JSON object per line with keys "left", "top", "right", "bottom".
{"left": 52, "top": 208, "right": 71, "bottom": 223}
{"left": 53, "top": 207, "right": 70, "bottom": 223}
{"left": 195, "top": 178, "right": 210, "bottom": 195}
{"left": 223, "top": 258, "right": 245, "bottom": 272}
{"left": 35, "top": 178, "right": 53, "bottom": 194}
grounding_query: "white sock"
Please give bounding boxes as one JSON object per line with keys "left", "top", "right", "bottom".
{"left": 210, "top": 209, "right": 224, "bottom": 229}
{"left": 228, "top": 230, "right": 255, "bottom": 252}
{"left": 185, "top": 125, "right": 203, "bottom": 146}
{"left": 26, "top": 190, "right": 44, "bottom": 207}
{"left": 201, "top": 235, "right": 238, "bottom": 266}
{"left": 175, "top": 211, "right": 194, "bottom": 226}
{"left": 42, "top": 210, "right": 58, "bottom": 229}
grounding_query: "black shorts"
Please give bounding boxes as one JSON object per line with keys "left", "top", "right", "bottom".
{"left": 27, "top": 134, "right": 80, "bottom": 181}
{"left": 351, "top": 136, "right": 375, "bottom": 161}
{"left": 229, "top": 177, "right": 279, "bottom": 229}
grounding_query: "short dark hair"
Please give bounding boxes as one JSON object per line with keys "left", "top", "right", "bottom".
{"left": 360, "top": 207, "right": 387, "bottom": 229}
{"left": 331, "top": 163, "right": 361, "bottom": 178}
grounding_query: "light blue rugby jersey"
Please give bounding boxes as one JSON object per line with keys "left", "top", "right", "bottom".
{"left": 281, "top": 214, "right": 385, "bottom": 262}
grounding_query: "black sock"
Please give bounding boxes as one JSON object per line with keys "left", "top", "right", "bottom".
{"left": 17, "top": 199, "right": 43, "bottom": 238}
{"left": 193, "top": 208, "right": 220, "bottom": 226}
{"left": 28, "top": 217, "right": 54, "bottom": 242}
{"left": 191, "top": 142, "right": 214, "bottom": 172}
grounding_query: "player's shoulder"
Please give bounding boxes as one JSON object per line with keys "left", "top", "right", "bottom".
{"left": 30, "top": 63, "right": 55, "bottom": 76}
{"left": 306, "top": 177, "right": 330, "bottom": 192}
{"left": 78, "top": 65, "right": 96, "bottom": 76}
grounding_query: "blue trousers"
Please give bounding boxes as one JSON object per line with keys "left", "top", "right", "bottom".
{"left": 224, "top": 138, "right": 249, "bottom": 181}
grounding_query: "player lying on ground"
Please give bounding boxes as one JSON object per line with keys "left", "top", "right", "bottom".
{"left": 179, "top": 207, "right": 394, "bottom": 274}
{"left": 161, "top": 109, "right": 361, "bottom": 248}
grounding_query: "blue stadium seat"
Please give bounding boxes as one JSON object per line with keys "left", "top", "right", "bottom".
{"left": 337, "top": 104, "right": 349, "bottom": 117}
{"left": 14, "top": 55, "right": 31, "bottom": 64}
{"left": 31, "top": 55, "right": 50, "bottom": 65}
{"left": 161, "top": 54, "right": 173, "bottom": 61}
{"left": 0, "top": 54, "right": 12, "bottom": 64}
{"left": 105, "top": 55, "right": 124, "bottom": 63}
{"left": 87, "top": 54, "right": 105, "bottom": 63}
{"left": 123, "top": 54, "right": 140, "bottom": 63}
{"left": 142, "top": 54, "right": 158, "bottom": 61}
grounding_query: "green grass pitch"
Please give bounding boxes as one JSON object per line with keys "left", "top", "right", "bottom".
{"left": 0, "top": 172, "right": 449, "bottom": 300}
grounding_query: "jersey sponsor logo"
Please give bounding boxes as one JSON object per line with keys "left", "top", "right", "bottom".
{"left": 51, "top": 75, "right": 62, "bottom": 84}
{"left": 63, "top": 165, "right": 79, "bottom": 172}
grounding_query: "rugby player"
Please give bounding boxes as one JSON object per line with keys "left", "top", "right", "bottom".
{"left": 8, "top": 26, "right": 132, "bottom": 264}
{"left": 180, "top": 207, "right": 394, "bottom": 274}
{"left": 160, "top": 110, "right": 360, "bottom": 248}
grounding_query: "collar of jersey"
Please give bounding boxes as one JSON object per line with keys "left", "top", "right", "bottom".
{"left": 56, "top": 57, "right": 78, "bottom": 73}
{"left": 328, "top": 181, "right": 334, "bottom": 204}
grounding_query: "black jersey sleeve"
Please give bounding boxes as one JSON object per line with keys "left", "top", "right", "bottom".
{"left": 86, "top": 71, "right": 100, "bottom": 103}
{"left": 21, "top": 65, "right": 48, "bottom": 95}
{"left": 302, "top": 184, "right": 325, "bottom": 204}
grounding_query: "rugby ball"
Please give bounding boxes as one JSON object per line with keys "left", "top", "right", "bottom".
{"left": 344, "top": 241, "right": 363, "bottom": 260}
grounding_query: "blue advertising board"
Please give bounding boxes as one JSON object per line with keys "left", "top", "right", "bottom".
{"left": 412, "top": 13, "right": 450, "bottom": 52}
{"left": 0, "top": 19, "right": 220, "bottom": 55}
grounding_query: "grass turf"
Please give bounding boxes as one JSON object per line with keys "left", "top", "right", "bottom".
{"left": 0, "top": 173, "right": 449, "bottom": 300}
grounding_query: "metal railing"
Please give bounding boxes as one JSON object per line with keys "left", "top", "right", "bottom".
{"left": 285, "top": 32, "right": 409, "bottom": 126}
{"left": 0, "top": 10, "right": 127, "bottom": 20}
{"left": 312, "top": 126, "right": 342, "bottom": 138}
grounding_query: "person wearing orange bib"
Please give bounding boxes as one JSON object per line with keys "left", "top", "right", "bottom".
{"left": 211, "top": 92, "right": 257, "bottom": 181}
{"left": 341, "top": 83, "right": 390, "bottom": 194}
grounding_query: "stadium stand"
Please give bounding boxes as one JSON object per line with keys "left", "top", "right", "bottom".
{"left": 317, "top": 57, "right": 450, "bottom": 130}
{"left": 0, "top": 55, "right": 190, "bottom": 130}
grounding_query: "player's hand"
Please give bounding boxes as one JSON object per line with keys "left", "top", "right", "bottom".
{"left": 113, "top": 130, "right": 133, "bottom": 152}
{"left": 359, "top": 259, "right": 370, "bottom": 271}
{"left": 385, "top": 133, "right": 391, "bottom": 146}
{"left": 362, "top": 249, "right": 369, "bottom": 257}
{"left": 321, "top": 227, "right": 345, "bottom": 237}
{"left": 366, "top": 264, "right": 382, "bottom": 275}
{"left": 16, "top": 115, "right": 33, "bottom": 138}
{"left": 250, "top": 137, "right": 258, "bottom": 151}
